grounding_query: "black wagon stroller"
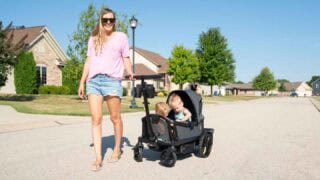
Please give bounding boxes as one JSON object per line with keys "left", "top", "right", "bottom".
{"left": 132, "top": 75, "right": 214, "bottom": 167}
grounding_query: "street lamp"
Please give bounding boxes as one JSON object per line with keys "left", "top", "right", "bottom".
{"left": 130, "top": 16, "right": 138, "bottom": 108}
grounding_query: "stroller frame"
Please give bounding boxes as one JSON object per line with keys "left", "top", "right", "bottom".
{"left": 132, "top": 74, "right": 214, "bottom": 167}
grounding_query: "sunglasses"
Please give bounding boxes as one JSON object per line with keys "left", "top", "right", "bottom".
{"left": 101, "top": 18, "right": 116, "bottom": 24}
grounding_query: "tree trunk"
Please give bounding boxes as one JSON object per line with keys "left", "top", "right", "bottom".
{"left": 179, "top": 84, "right": 183, "bottom": 90}
{"left": 210, "top": 85, "right": 213, "bottom": 96}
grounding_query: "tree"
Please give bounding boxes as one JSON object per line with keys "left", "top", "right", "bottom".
{"left": 196, "top": 27, "right": 235, "bottom": 95}
{"left": 0, "top": 21, "right": 27, "bottom": 87}
{"left": 278, "top": 82, "right": 286, "bottom": 92}
{"left": 277, "top": 79, "right": 289, "bottom": 92}
{"left": 64, "top": 4, "right": 130, "bottom": 93}
{"left": 67, "top": 3, "right": 129, "bottom": 62}
{"left": 167, "top": 45, "right": 199, "bottom": 89}
{"left": 14, "top": 52, "right": 37, "bottom": 94}
{"left": 252, "top": 67, "right": 277, "bottom": 94}
{"left": 307, "top": 75, "right": 320, "bottom": 86}
{"left": 277, "top": 79, "right": 290, "bottom": 84}
{"left": 62, "top": 58, "right": 83, "bottom": 94}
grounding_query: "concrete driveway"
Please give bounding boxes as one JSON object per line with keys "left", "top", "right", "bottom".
{"left": 0, "top": 97, "right": 320, "bottom": 179}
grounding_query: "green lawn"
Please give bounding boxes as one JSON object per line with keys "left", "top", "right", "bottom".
{"left": 0, "top": 94, "right": 261, "bottom": 116}
{"left": 314, "top": 96, "right": 320, "bottom": 103}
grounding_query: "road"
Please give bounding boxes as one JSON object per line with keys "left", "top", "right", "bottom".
{"left": 0, "top": 97, "right": 320, "bottom": 180}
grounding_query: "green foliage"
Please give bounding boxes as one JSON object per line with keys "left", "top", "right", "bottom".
{"left": 14, "top": 52, "right": 37, "bottom": 94}
{"left": 196, "top": 27, "right": 235, "bottom": 86}
{"left": 67, "top": 3, "right": 129, "bottom": 62}
{"left": 62, "top": 59, "right": 83, "bottom": 94}
{"left": 277, "top": 79, "right": 290, "bottom": 84}
{"left": 167, "top": 45, "right": 199, "bottom": 89}
{"left": 122, "top": 87, "right": 128, "bottom": 96}
{"left": 235, "top": 80, "right": 244, "bottom": 84}
{"left": 38, "top": 85, "right": 71, "bottom": 95}
{"left": 67, "top": 3, "right": 97, "bottom": 62}
{"left": 307, "top": 75, "right": 320, "bottom": 86}
{"left": 278, "top": 82, "right": 287, "bottom": 92}
{"left": 252, "top": 67, "right": 277, "bottom": 93}
{"left": 0, "top": 21, "right": 26, "bottom": 86}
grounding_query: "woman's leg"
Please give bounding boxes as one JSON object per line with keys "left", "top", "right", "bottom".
{"left": 105, "top": 96, "right": 123, "bottom": 156}
{"left": 88, "top": 94, "right": 104, "bottom": 165}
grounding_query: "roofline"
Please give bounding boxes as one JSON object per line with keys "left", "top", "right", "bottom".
{"left": 28, "top": 26, "right": 68, "bottom": 62}
{"left": 133, "top": 48, "right": 162, "bottom": 66}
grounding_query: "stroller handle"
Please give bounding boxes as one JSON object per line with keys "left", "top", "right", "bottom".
{"left": 125, "top": 74, "right": 163, "bottom": 80}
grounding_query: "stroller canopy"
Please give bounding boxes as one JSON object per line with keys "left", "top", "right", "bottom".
{"left": 167, "top": 90, "right": 204, "bottom": 123}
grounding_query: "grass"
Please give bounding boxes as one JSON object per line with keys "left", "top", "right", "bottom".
{"left": 313, "top": 96, "right": 320, "bottom": 103}
{"left": 0, "top": 94, "right": 261, "bottom": 116}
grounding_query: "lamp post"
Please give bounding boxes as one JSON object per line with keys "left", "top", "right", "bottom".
{"left": 129, "top": 16, "right": 138, "bottom": 108}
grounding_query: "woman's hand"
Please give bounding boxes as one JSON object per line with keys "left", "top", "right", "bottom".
{"left": 78, "top": 83, "right": 85, "bottom": 99}
{"left": 128, "top": 73, "right": 135, "bottom": 80}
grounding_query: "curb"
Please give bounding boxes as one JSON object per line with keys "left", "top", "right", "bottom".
{"left": 309, "top": 98, "right": 320, "bottom": 112}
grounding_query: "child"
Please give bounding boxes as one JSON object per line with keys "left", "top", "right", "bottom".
{"left": 154, "top": 102, "right": 170, "bottom": 137}
{"left": 155, "top": 102, "right": 170, "bottom": 117}
{"left": 169, "top": 93, "right": 192, "bottom": 122}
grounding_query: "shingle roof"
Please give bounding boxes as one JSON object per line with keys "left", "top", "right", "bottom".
{"left": 124, "top": 63, "right": 157, "bottom": 76}
{"left": 225, "top": 83, "right": 254, "bottom": 90}
{"left": 284, "top": 82, "right": 302, "bottom": 91}
{"left": 6, "top": 26, "right": 45, "bottom": 47}
{"left": 135, "top": 48, "right": 168, "bottom": 73}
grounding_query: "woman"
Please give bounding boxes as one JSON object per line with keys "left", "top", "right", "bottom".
{"left": 78, "top": 8, "right": 134, "bottom": 171}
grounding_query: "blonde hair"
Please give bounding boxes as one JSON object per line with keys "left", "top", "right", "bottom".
{"left": 91, "top": 8, "right": 116, "bottom": 55}
{"left": 155, "top": 102, "right": 170, "bottom": 117}
{"left": 168, "top": 93, "right": 182, "bottom": 108}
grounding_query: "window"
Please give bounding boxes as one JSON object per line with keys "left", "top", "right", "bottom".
{"left": 36, "top": 65, "right": 47, "bottom": 86}
{"left": 316, "top": 84, "right": 319, "bottom": 89}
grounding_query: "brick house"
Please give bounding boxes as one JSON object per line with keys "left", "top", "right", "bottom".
{"left": 0, "top": 26, "right": 68, "bottom": 94}
{"left": 123, "top": 47, "right": 170, "bottom": 94}
{"left": 283, "top": 82, "right": 312, "bottom": 96}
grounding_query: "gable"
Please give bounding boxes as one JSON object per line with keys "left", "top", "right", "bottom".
{"left": 7, "top": 26, "right": 68, "bottom": 64}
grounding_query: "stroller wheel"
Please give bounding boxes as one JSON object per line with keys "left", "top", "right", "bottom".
{"left": 196, "top": 132, "right": 213, "bottom": 158}
{"left": 133, "top": 145, "right": 143, "bottom": 162}
{"left": 160, "top": 148, "right": 177, "bottom": 167}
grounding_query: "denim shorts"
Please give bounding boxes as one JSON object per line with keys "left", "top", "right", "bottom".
{"left": 86, "top": 74, "right": 123, "bottom": 98}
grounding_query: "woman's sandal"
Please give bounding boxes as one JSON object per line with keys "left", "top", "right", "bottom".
{"left": 107, "top": 150, "right": 123, "bottom": 163}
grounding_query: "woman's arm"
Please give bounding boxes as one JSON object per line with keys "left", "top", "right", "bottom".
{"left": 78, "top": 57, "right": 91, "bottom": 98}
{"left": 123, "top": 57, "right": 134, "bottom": 80}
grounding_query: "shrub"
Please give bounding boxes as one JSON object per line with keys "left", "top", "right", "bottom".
{"left": 62, "top": 59, "right": 83, "bottom": 94}
{"left": 14, "top": 52, "right": 37, "bottom": 94}
{"left": 157, "top": 92, "right": 165, "bottom": 97}
{"left": 122, "top": 87, "right": 128, "bottom": 96}
{"left": 38, "top": 85, "right": 70, "bottom": 95}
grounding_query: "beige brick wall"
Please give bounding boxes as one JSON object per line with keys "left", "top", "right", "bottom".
{"left": 30, "top": 37, "right": 62, "bottom": 86}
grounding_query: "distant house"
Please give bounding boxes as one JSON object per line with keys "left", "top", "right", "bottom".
{"left": 225, "top": 83, "right": 263, "bottom": 96}
{"left": 123, "top": 48, "right": 170, "bottom": 94}
{"left": 0, "top": 26, "right": 68, "bottom": 94}
{"left": 311, "top": 79, "right": 320, "bottom": 96}
{"left": 283, "top": 82, "right": 312, "bottom": 96}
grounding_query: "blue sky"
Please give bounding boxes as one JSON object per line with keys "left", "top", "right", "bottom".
{"left": 1, "top": 0, "right": 319, "bottom": 82}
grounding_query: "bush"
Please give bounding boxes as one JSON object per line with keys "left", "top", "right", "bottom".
{"left": 38, "top": 85, "right": 70, "bottom": 95}
{"left": 62, "top": 59, "right": 83, "bottom": 94}
{"left": 157, "top": 92, "right": 165, "bottom": 97}
{"left": 14, "top": 52, "right": 37, "bottom": 94}
{"left": 122, "top": 87, "right": 128, "bottom": 96}
{"left": 156, "top": 90, "right": 169, "bottom": 96}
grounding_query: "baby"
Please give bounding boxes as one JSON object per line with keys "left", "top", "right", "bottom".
{"left": 169, "top": 93, "right": 192, "bottom": 122}
{"left": 155, "top": 102, "right": 170, "bottom": 117}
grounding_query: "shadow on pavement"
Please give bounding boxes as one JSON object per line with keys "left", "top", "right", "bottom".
{"left": 89, "top": 136, "right": 134, "bottom": 160}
